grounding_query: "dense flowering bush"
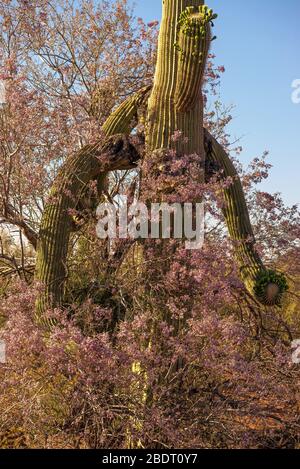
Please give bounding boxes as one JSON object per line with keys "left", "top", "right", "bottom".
{"left": 0, "top": 195, "right": 299, "bottom": 448}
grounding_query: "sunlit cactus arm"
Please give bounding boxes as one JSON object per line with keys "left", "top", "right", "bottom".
{"left": 34, "top": 135, "right": 141, "bottom": 325}
{"left": 34, "top": 85, "right": 151, "bottom": 323}
{"left": 71, "top": 86, "right": 151, "bottom": 224}
{"left": 101, "top": 85, "right": 151, "bottom": 136}
{"left": 79, "top": 86, "right": 151, "bottom": 216}
{"left": 204, "top": 128, "right": 288, "bottom": 305}
{"left": 175, "top": 5, "right": 215, "bottom": 112}
{"left": 146, "top": 0, "right": 213, "bottom": 161}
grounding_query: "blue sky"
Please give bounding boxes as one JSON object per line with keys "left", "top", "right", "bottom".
{"left": 130, "top": 0, "right": 299, "bottom": 206}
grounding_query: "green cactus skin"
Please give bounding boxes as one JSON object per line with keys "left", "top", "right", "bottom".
{"left": 102, "top": 85, "right": 151, "bottom": 136}
{"left": 175, "top": 5, "right": 216, "bottom": 112}
{"left": 34, "top": 87, "right": 150, "bottom": 322}
{"left": 204, "top": 129, "right": 288, "bottom": 306}
{"left": 146, "top": 0, "right": 210, "bottom": 160}
{"left": 34, "top": 135, "right": 140, "bottom": 326}
{"left": 35, "top": 0, "right": 287, "bottom": 324}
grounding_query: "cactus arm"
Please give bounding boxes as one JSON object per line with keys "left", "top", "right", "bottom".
{"left": 146, "top": 0, "right": 209, "bottom": 161}
{"left": 204, "top": 128, "right": 288, "bottom": 305}
{"left": 73, "top": 86, "right": 151, "bottom": 229}
{"left": 34, "top": 86, "right": 150, "bottom": 322}
{"left": 101, "top": 86, "right": 152, "bottom": 137}
{"left": 34, "top": 135, "right": 141, "bottom": 324}
{"left": 175, "top": 6, "right": 215, "bottom": 112}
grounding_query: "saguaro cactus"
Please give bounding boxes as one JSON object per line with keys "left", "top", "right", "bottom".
{"left": 35, "top": 1, "right": 287, "bottom": 320}
{"left": 144, "top": 0, "right": 286, "bottom": 306}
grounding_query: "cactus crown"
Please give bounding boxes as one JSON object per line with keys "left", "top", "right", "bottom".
{"left": 254, "top": 269, "right": 288, "bottom": 306}
{"left": 174, "top": 5, "right": 217, "bottom": 59}
{"left": 173, "top": 4, "right": 217, "bottom": 112}
{"left": 177, "top": 5, "right": 217, "bottom": 38}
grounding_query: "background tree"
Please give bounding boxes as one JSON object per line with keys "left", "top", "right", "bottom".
{"left": 0, "top": 0, "right": 157, "bottom": 277}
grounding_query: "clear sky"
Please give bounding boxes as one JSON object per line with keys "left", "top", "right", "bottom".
{"left": 130, "top": 0, "right": 300, "bottom": 206}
